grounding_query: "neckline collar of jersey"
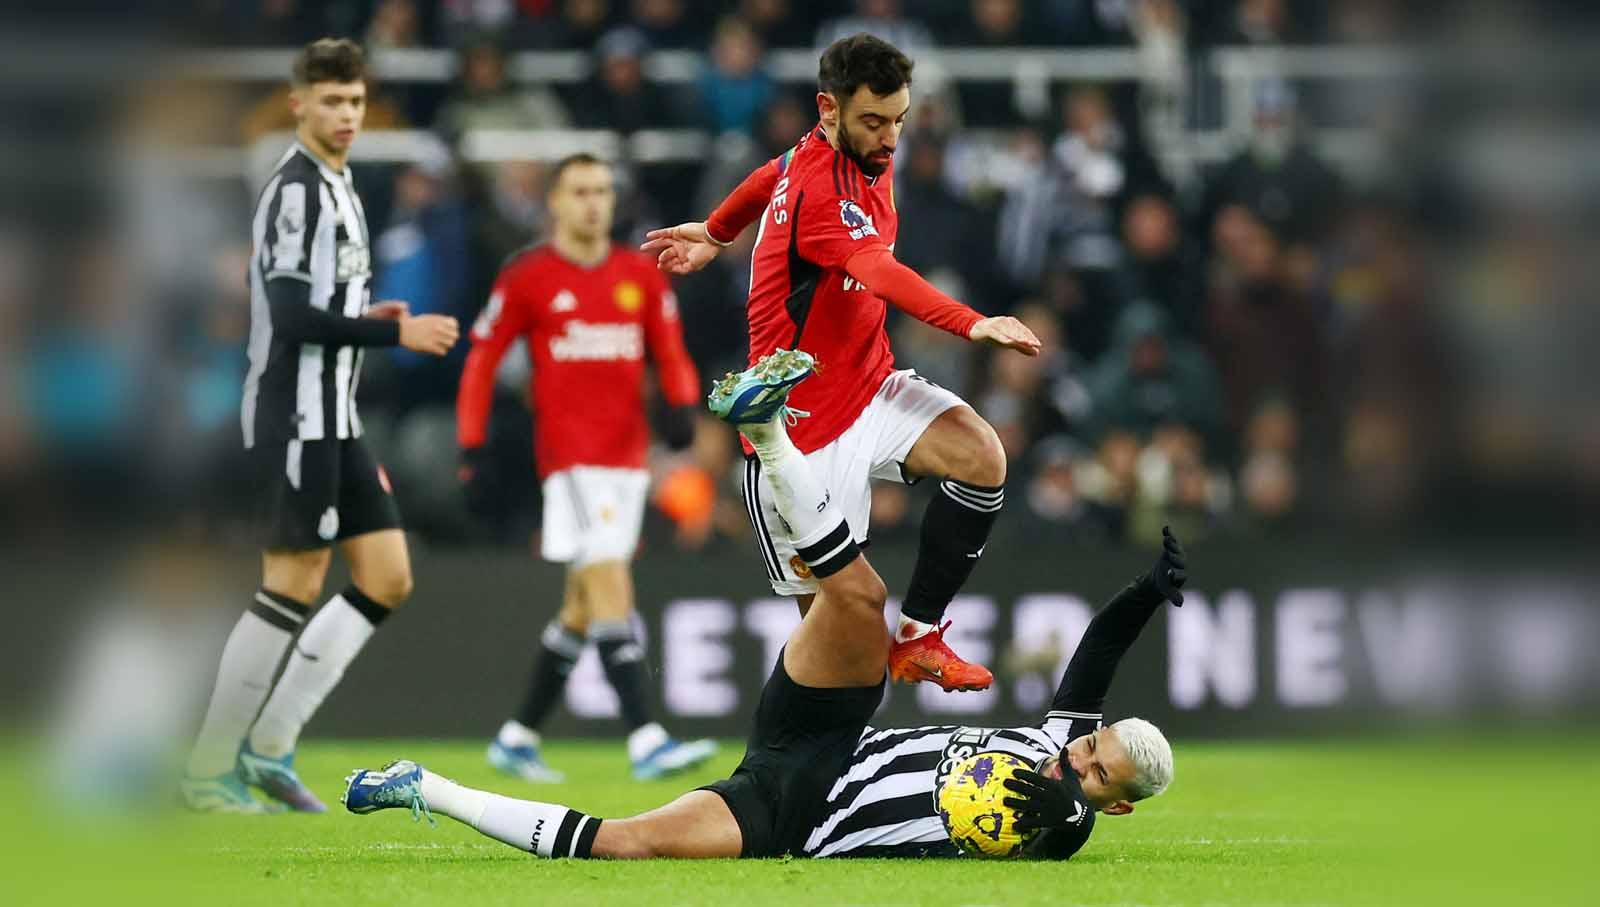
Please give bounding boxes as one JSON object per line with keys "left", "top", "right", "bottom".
{"left": 293, "top": 139, "right": 349, "bottom": 180}
{"left": 548, "top": 239, "right": 615, "bottom": 272}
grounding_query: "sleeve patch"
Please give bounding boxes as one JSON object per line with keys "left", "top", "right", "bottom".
{"left": 838, "top": 199, "right": 878, "bottom": 240}
{"left": 271, "top": 182, "right": 308, "bottom": 272}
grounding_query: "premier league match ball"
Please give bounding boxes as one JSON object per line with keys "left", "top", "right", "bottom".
{"left": 937, "top": 751, "right": 1035, "bottom": 858}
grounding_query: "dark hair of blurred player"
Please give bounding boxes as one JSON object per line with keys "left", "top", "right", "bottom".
{"left": 455, "top": 154, "right": 713, "bottom": 784}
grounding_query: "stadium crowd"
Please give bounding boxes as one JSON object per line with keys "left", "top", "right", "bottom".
{"left": 6, "top": 0, "right": 1589, "bottom": 555}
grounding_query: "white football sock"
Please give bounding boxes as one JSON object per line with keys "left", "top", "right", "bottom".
{"left": 896, "top": 615, "right": 936, "bottom": 643}
{"left": 497, "top": 719, "right": 542, "bottom": 750}
{"left": 422, "top": 769, "right": 599, "bottom": 858}
{"left": 742, "top": 413, "right": 844, "bottom": 550}
{"left": 627, "top": 722, "right": 669, "bottom": 763}
{"left": 249, "top": 589, "right": 388, "bottom": 758}
{"left": 186, "top": 593, "right": 307, "bottom": 777}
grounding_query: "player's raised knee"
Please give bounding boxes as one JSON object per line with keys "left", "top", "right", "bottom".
{"left": 951, "top": 413, "right": 1007, "bottom": 487}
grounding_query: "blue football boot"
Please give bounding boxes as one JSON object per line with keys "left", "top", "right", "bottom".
{"left": 708, "top": 348, "right": 816, "bottom": 426}
{"left": 342, "top": 759, "right": 434, "bottom": 825}
{"left": 238, "top": 742, "right": 327, "bottom": 813}
{"left": 487, "top": 738, "right": 566, "bottom": 784}
{"left": 632, "top": 737, "right": 718, "bottom": 781}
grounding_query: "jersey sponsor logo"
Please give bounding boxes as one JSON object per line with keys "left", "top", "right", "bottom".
{"left": 839, "top": 199, "right": 877, "bottom": 240}
{"left": 933, "top": 727, "right": 999, "bottom": 806}
{"left": 548, "top": 320, "right": 644, "bottom": 362}
{"left": 843, "top": 276, "right": 867, "bottom": 292}
{"left": 271, "top": 182, "right": 308, "bottom": 271}
{"left": 317, "top": 506, "right": 340, "bottom": 541}
{"left": 613, "top": 280, "right": 643, "bottom": 313}
{"left": 336, "top": 240, "right": 370, "bottom": 282}
{"left": 551, "top": 289, "right": 578, "bottom": 313}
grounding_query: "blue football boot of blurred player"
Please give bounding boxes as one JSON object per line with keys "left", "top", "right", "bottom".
{"left": 632, "top": 736, "right": 718, "bottom": 781}
{"left": 180, "top": 771, "right": 282, "bottom": 814}
{"left": 238, "top": 742, "right": 327, "bottom": 813}
{"left": 487, "top": 738, "right": 566, "bottom": 784}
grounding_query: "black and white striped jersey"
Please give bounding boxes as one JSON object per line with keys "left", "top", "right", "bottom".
{"left": 801, "top": 710, "right": 1102, "bottom": 858}
{"left": 241, "top": 142, "right": 374, "bottom": 448}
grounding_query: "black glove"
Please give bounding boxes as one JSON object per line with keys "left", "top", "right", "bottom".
{"left": 1145, "top": 525, "right": 1187, "bottom": 606}
{"left": 1002, "top": 768, "right": 1095, "bottom": 835}
{"left": 458, "top": 446, "right": 496, "bottom": 518}
{"left": 658, "top": 404, "right": 697, "bottom": 451}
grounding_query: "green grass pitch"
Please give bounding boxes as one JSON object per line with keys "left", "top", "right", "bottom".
{"left": 8, "top": 735, "right": 1594, "bottom": 906}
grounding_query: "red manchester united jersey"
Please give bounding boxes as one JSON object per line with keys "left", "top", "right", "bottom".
{"left": 457, "top": 243, "right": 699, "bottom": 479}
{"left": 746, "top": 126, "right": 899, "bottom": 453}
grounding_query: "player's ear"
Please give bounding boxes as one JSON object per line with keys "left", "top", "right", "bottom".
{"left": 1103, "top": 800, "right": 1134, "bottom": 817}
{"left": 817, "top": 91, "right": 838, "bottom": 126}
{"left": 288, "top": 86, "right": 305, "bottom": 119}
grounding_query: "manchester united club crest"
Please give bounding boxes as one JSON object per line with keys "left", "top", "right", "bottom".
{"left": 614, "top": 280, "right": 643, "bottom": 313}
{"left": 789, "top": 555, "right": 813, "bottom": 579}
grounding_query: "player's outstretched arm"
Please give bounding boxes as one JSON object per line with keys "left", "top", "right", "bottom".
{"left": 1052, "top": 527, "right": 1188, "bottom": 716}
{"left": 640, "top": 222, "right": 722, "bottom": 275}
{"left": 456, "top": 284, "right": 527, "bottom": 512}
{"left": 842, "top": 246, "right": 1041, "bottom": 356}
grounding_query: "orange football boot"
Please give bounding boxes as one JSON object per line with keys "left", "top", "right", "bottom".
{"left": 888, "top": 621, "right": 994, "bottom": 692}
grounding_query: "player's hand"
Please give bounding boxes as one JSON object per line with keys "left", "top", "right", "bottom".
{"left": 367, "top": 300, "right": 410, "bottom": 320}
{"left": 658, "top": 404, "right": 697, "bottom": 451}
{"left": 640, "top": 222, "right": 722, "bottom": 275}
{"left": 1002, "top": 769, "right": 1094, "bottom": 834}
{"left": 458, "top": 447, "right": 496, "bottom": 518}
{"left": 968, "top": 316, "right": 1042, "bottom": 356}
{"left": 399, "top": 313, "right": 459, "bottom": 356}
{"left": 1145, "top": 525, "right": 1187, "bottom": 606}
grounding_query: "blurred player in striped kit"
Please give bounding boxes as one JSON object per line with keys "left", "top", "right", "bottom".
{"left": 182, "top": 38, "right": 459, "bottom": 814}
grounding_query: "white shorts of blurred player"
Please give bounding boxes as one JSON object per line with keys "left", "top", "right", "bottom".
{"left": 540, "top": 466, "right": 651, "bottom": 566}
{"left": 744, "top": 368, "right": 965, "bottom": 596}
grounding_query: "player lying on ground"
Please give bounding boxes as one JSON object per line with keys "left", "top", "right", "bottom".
{"left": 641, "top": 34, "right": 1041, "bottom": 693}
{"left": 344, "top": 356, "right": 1186, "bottom": 859}
{"left": 455, "top": 152, "right": 715, "bottom": 784}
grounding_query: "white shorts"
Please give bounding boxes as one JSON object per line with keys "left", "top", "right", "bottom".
{"left": 743, "top": 369, "right": 965, "bottom": 595}
{"left": 540, "top": 466, "right": 650, "bottom": 566}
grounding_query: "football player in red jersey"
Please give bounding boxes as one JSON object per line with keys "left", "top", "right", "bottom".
{"left": 642, "top": 35, "right": 1040, "bottom": 692}
{"left": 457, "top": 153, "right": 716, "bottom": 782}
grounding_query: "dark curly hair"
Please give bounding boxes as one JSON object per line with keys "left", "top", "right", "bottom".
{"left": 292, "top": 38, "right": 366, "bottom": 86}
{"left": 817, "top": 33, "right": 914, "bottom": 102}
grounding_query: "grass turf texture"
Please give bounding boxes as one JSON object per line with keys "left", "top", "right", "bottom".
{"left": 8, "top": 736, "right": 1594, "bottom": 906}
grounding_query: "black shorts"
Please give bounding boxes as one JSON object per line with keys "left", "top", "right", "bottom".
{"left": 249, "top": 437, "right": 402, "bottom": 551}
{"left": 700, "top": 652, "right": 884, "bottom": 858}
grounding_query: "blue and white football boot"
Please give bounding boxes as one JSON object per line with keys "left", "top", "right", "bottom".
{"left": 180, "top": 771, "right": 282, "bottom": 814}
{"left": 707, "top": 348, "right": 816, "bottom": 426}
{"left": 487, "top": 738, "right": 566, "bottom": 784}
{"left": 632, "top": 737, "right": 718, "bottom": 781}
{"left": 342, "top": 759, "right": 434, "bottom": 825}
{"left": 238, "top": 742, "right": 327, "bottom": 813}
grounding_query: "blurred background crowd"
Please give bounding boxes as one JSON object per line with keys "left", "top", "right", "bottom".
{"left": 1, "top": 0, "right": 1595, "bottom": 558}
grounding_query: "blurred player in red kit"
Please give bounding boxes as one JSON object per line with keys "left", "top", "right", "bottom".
{"left": 643, "top": 34, "right": 1040, "bottom": 692}
{"left": 457, "top": 153, "right": 716, "bottom": 783}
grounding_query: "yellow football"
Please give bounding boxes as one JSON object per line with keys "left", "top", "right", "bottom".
{"left": 937, "top": 751, "right": 1035, "bottom": 858}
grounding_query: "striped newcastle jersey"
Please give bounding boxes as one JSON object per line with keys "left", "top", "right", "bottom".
{"left": 242, "top": 142, "right": 374, "bottom": 448}
{"left": 802, "top": 710, "right": 1103, "bottom": 858}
